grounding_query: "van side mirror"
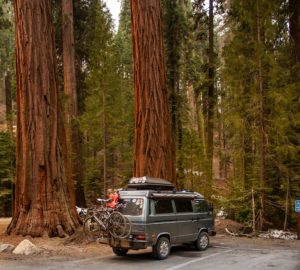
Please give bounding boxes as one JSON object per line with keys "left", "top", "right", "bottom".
{"left": 208, "top": 203, "right": 213, "bottom": 212}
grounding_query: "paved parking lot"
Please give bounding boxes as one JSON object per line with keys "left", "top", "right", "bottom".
{"left": 1, "top": 245, "right": 299, "bottom": 270}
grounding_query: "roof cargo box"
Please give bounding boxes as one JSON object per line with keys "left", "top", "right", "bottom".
{"left": 128, "top": 176, "right": 175, "bottom": 191}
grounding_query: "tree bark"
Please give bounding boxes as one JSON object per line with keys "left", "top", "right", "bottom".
{"left": 256, "top": 7, "right": 265, "bottom": 231}
{"left": 130, "top": 0, "right": 175, "bottom": 184}
{"left": 102, "top": 88, "right": 107, "bottom": 198}
{"left": 62, "top": 0, "right": 85, "bottom": 207}
{"left": 4, "top": 71, "right": 13, "bottom": 133}
{"left": 8, "top": 0, "right": 80, "bottom": 237}
{"left": 289, "top": 0, "right": 300, "bottom": 238}
{"left": 290, "top": 0, "right": 300, "bottom": 68}
{"left": 206, "top": 0, "right": 215, "bottom": 197}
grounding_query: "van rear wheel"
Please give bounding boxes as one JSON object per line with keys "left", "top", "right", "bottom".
{"left": 112, "top": 247, "right": 128, "bottom": 256}
{"left": 195, "top": 231, "right": 209, "bottom": 251}
{"left": 152, "top": 237, "right": 170, "bottom": 260}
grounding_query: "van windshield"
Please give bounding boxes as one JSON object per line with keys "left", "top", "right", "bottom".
{"left": 119, "top": 198, "right": 144, "bottom": 216}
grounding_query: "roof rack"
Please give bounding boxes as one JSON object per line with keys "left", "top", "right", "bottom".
{"left": 127, "top": 176, "right": 175, "bottom": 191}
{"left": 150, "top": 192, "right": 201, "bottom": 199}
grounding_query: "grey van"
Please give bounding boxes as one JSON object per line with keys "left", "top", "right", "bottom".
{"left": 99, "top": 176, "right": 216, "bottom": 260}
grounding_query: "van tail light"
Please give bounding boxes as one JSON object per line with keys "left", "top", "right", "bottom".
{"left": 135, "top": 234, "right": 146, "bottom": 240}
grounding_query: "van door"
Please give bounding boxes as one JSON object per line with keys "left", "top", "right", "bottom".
{"left": 147, "top": 199, "right": 177, "bottom": 245}
{"left": 174, "top": 199, "right": 198, "bottom": 243}
{"left": 193, "top": 199, "right": 213, "bottom": 231}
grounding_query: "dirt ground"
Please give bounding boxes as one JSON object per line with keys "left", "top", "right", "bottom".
{"left": 0, "top": 218, "right": 113, "bottom": 261}
{"left": 0, "top": 218, "right": 299, "bottom": 262}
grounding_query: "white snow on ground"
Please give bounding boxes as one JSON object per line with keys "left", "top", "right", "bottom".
{"left": 258, "top": 230, "right": 297, "bottom": 240}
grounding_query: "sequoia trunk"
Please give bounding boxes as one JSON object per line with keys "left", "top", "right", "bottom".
{"left": 7, "top": 0, "right": 80, "bottom": 237}
{"left": 130, "top": 0, "right": 175, "bottom": 183}
{"left": 206, "top": 0, "right": 215, "bottom": 196}
{"left": 62, "top": 0, "right": 85, "bottom": 207}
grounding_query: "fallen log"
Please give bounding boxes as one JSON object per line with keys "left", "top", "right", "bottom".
{"left": 225, "top": 228, "right": 253, "bottom": 238}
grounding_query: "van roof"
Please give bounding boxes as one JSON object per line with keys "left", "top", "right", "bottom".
{"left": 119, "top": 189, "right": 204, "bottom": 199}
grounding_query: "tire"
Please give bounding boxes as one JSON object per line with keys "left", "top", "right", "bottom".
{"left": 109, "top": 211, "right": 127, "bottom": 238}
{"left": 112, "top": 247, "right": 128, "bottom": 256}
{"left": 152, "top": 237, "right": 170, "bottom": 260}
{"left": 119, "top": 215, "right": 132, "bottom": 239}
{"left": 195, "top": 231, "right": 209, "bottom": 251}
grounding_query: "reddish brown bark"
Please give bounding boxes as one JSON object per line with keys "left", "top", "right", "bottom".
{"left": 62, "top": 0, "right": 86, "bottom": 207}
{"left": 7, "top": 0, "right": 80, "bottom": 237}
{"left": 130, "top": 0, "right": 175, "bottom": 184}
{"left": 290, "top": 0, "right": 300, "bottom": 238}
{"left": 62, "top": 0, "right": 77, "bottom": 119}
{"left": 206, "top": 0, "right": 214, "bottom": 196}
{"left": 290, "top": 0, "right": 300, "bottom": 66}
{"left": 5, "top": 71, "right": 13, "bottom": 133}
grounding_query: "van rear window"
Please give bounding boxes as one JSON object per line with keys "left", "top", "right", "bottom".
{"left": 119, "top": 198, "right": 144, "bottom": 216}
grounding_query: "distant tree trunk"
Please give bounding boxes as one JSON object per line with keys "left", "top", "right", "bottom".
{"left": 164, "top": 0, "right": 183, "bottom": 187}
{"left": 290, "top": 0, "right": 300, "bottom": 70}
{"left": 130, "top": 0, "right": 175, "bottom": 184}
{"left": 8, "top": 0, "right": 80, "bottom": 237}
{"left": 206, "top": 0, "right": 215, "bottom": 196}
{"left": 4, "top": 71, "right": 13, "bottom": 133}
{"left": 256, "top": 7, "right": 265, "bottom": 231}
{"left": 62, "top": 0, "right": 85, "bottom": 207}
{"left": 102, "top": 89, "right": 107, "bottom": 198}
{"left": 289, "top": 0, "right": 300, "bottom": 239}
{"left": 283, "top": 177, "right": 289, "bottom": 231}
{"left": 195, "top": 89, "right": 207, "bottom": 163}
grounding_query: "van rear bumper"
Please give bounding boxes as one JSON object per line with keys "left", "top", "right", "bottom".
{"left": 97, "top": 236, "right": 149, "bottom": 250}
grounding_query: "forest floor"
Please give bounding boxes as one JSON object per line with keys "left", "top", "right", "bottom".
{"left": 0, "top": 217, "right": 299, "bottom": 262}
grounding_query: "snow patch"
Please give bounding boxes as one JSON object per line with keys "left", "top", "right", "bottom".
{"left": 258, "top": 230, "right": 297, "bottom": 240}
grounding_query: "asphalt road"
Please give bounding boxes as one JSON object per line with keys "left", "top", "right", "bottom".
{"left": 1, "top": 245, "right": 299, "bottom": 270}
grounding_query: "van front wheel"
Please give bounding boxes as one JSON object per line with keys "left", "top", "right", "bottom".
{"left": 195, "top": 231, "right": 209, "bottom": 251}
{"left": 152, "top": 237, "right": 170, "bottom": 260}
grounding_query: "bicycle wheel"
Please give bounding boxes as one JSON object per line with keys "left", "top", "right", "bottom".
{"left": 109, "top": 211, "right": 127, "bottom": 238}
{"left": 120, "top": 215, "right": 132, "bottom": 239}
{"left": 83, "top": 216, "right": 103, "bottom": 240}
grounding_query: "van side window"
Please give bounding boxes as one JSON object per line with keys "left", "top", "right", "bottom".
{"left": 153, "top": 199, "right": 173, "bottom": 214}
{"left": 194, "top": 200, "right": 209, "bottom": 213}
{"left": 174, "top": 199, "right": 193, "bottom": 213}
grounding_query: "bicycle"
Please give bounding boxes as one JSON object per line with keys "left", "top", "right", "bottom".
{"left": 83, "top": 198, "right": 131, "bottom": 240}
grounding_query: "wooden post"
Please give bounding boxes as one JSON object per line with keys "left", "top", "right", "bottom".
{"left": 283, "top": 177, "right": 289, "bottom": 231}
{"left": 297, "top": 213, "right": 300, "bottom": 240}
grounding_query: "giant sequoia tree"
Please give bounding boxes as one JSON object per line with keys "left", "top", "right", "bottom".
{"left": 62, "top": 0, "right": 86, "bottom": 207}
{"left": 8, "top": 0, "right": 80, "bottom": 237}
{"left": 130, "top": 0, "right": 175, "bottom": 183}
